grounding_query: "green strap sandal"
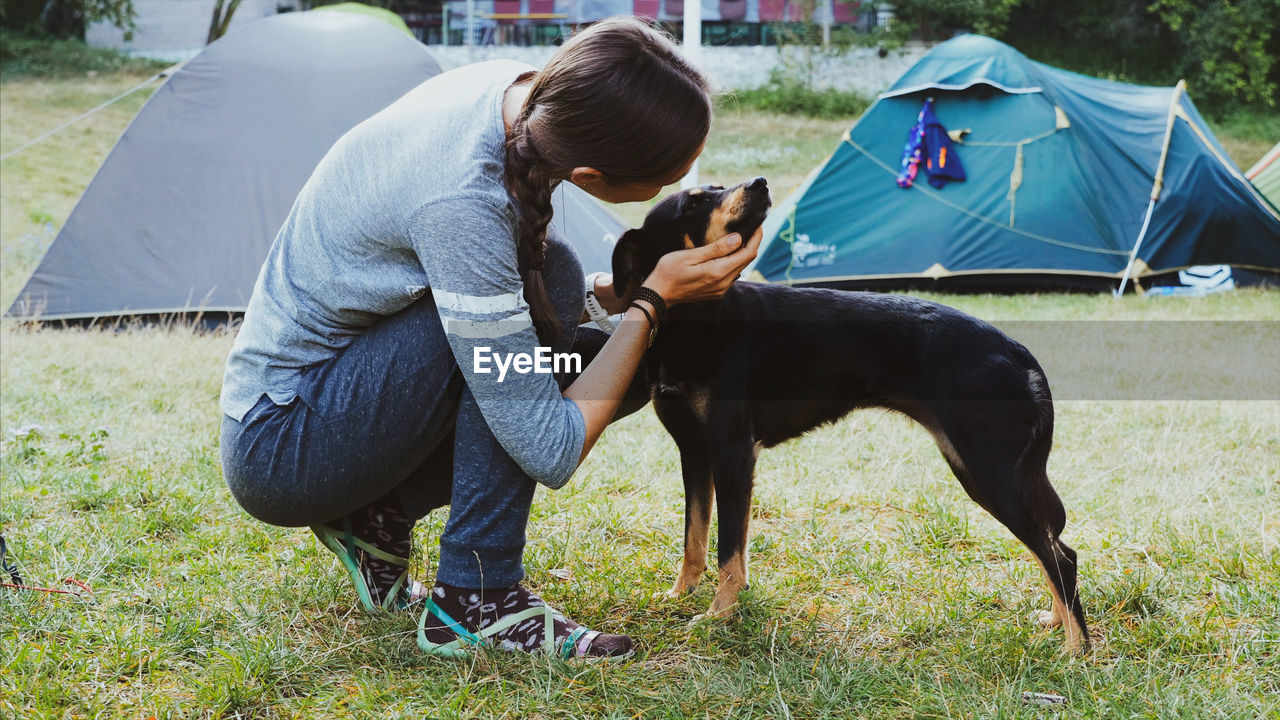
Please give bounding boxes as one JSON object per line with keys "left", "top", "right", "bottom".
{"left": 311, "top": 518, "right": 417, "bottom": 612}
{"left": 416, "top": 599, "right": 622, "bottom": 660}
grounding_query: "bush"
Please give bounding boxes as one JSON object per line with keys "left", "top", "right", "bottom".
{"left": 1149, "top": 0, "right": 1279, "bottom": 111}
{"left": 722, "top": 75, "right": 871, "bottom": 119}
{"left": 1003, "top": 0, "right": 1279, "bottom": 117}
{"left": 1210, "top": 107, "right": 1280, "bottom": 146}
{"left": 0, "top": 31, "right": 167, "bottom": 79}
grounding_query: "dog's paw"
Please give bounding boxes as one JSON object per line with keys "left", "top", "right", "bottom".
{"left": 651, "top": 587, "right": 682, "bottom": 603}
{"left": 689, "top": 611, "right": 726, "bottom": 625}
{"left": 691, "top": 601, "right": 738, "bottom": 624}
{"left": 654, "top": 582, "right": 701, "bottom": 602}
{"left": 1034, "top": 609, "right": 1062, "bottom": 629}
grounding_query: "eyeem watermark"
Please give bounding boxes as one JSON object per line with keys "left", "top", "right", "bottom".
{"left": 473, "top": 346, "right": 582, "bottom": 382}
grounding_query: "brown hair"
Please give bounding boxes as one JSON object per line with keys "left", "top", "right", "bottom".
{"left": 504, "top": 17, "right": 712, "bottom": 343}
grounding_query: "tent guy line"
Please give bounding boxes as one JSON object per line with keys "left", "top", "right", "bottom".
{"left": 840, "top": 133, "right": 1130, "bottom": 257}
{"left": 0, "top": 67, "right": 178, "bottom": 162}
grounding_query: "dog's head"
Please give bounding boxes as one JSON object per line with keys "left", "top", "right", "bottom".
{"left": 612, "top": 177, "right": 771, "bottom": 296}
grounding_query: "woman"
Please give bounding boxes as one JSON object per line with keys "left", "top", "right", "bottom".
{"left": 219, "top": 18, "right": 761, "bottom": 659}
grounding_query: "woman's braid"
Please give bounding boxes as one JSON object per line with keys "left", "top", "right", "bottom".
{"left": 504, "top": 115, "right": 560, "bottom": 344}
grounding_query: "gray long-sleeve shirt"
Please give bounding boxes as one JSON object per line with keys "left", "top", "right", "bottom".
{"left": 220, "top": 60, "right": 585, "bottom": 489}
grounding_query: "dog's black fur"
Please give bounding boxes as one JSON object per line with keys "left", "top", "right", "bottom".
{"left": 612, "top": 178, "right": 1089, "bottom": 652}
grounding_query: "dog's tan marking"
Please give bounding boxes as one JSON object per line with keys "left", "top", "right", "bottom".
{"left": 705, "top": 186, "right": 748, "bottom": 244}
{"left": 683, "top": 233, "right": 696, "bottom": 250}
{"left": 1036, "top": 609, "right": 1062, "bottom": 628}
{"left": 925, "top": 423, "right": 967, "bottom": 479}
{"left": 668, "top": 489, "right": 713, "bottom": 597}
{"left": 686, "top": 384, "right": 712, "bottom": 424}
{"left": 688, "top": 188, "right": 705, "bottom": 196}
{"left": 705, "top": 506, "right": 751, "bottom": 617}
{"left": 706, "top": 548, "right": 748, "bottom": 617}
{"left": 1033, "top": 552, "right": 1085, "bottom": 652}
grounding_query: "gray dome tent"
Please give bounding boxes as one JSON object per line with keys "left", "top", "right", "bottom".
{"left": 7, "top": 11, "right": 627, "bottom": 321}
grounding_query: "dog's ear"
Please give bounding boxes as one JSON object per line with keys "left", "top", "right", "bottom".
{"left": 611, "top": 228, "right": 657, "bottom": 298}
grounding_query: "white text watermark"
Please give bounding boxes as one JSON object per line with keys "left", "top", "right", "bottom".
{"left": 473, "top": 346, "right": 582, "bottom": 382}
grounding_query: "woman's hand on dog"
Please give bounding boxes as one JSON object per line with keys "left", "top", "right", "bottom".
{"left": 643, "top": 227, "right": 763, "bottom": 306}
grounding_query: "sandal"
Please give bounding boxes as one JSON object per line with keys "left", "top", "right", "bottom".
{"left": 311, "top": 518, "right": 423, "bottom": 612}
{"left": 416, "top": 592, "right": 633, "bottom": 660}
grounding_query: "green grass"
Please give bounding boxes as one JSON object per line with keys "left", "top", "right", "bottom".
{"left": 1211, "top": 108, "right": 1280, "bottom": 173}
{"left": 3, "top": 68, "right": 1279, "bottom": 718}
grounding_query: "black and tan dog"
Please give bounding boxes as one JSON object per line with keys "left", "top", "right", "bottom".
{"left": 612, "top": 177, "right": 1089, "bottom": 652}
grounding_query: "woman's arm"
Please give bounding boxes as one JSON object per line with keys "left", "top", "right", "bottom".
{"left": 565, "top": 227, "right": 763, "bottom": 462}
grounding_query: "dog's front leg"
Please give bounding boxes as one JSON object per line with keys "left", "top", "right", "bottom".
{"left": 653, "top": 399, "right": 713, "bottom": 599}
{"left": 668, "top": 441, "right": 713, "bottom": 598}
{"left": 704, "top": 425, "right": 758, "bottom": 618}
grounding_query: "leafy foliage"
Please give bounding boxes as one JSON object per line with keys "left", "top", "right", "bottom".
{"left": 1001, "top": 0, "right": 1279, "bottom": 114}
{"left": 723, "top": 72, "right": 871, "bottom": 119}
{"left": 743, "top": 0, "right": 876, "bottom": 117}
{"left": 875, "top": 0, "right": 1278, "bottom": 114}
{"left": 886, "top": 0, "right": 1022, "bottom": 40}
{"left": 0, "top": 29, "right": 167, "bottom": 79}
{"left": 1001, "top": 0, "right": 1176, "bottom": 82}
{"left": 1147, "top": 0, "right": 1278, "bottom": 108}
{"left": 0, "top": 0, "right": 136, "bottom": 39}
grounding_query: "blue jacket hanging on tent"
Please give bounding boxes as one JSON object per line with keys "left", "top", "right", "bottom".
{"left": 897, "top": 98, "right": 966, "bottom": 189}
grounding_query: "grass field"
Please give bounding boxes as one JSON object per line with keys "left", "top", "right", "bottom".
{"left": 2, "top": 70, "right": 1278, "bottom": 718}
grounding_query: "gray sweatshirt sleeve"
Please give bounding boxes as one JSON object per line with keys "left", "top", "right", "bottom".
{"left": 405, "top": 195, "right": 585, "bottom": 489}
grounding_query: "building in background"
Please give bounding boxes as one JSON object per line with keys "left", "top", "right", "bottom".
{"left": 87, "top": 0, "right": 887, "bottom": 56}
{"left": 432, "top": 0, "right": 879, "bottom": 46}
{"left": 87, "top": 0, "right": 301, "bottom": 61}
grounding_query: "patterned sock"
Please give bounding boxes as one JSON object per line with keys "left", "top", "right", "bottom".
{"left": 420, "top": 582, "right": 633, "bottom": 658}
{"left": 317, "top": 497, "right": 417, "bottom": 607}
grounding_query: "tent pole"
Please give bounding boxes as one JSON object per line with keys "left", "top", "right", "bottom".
{"left": 1116, "top": 79, "right": 1184, "bottom": 297}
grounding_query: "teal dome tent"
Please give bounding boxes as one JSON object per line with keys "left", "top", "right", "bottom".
{"left": 752, "top": 35, "right": 1280, "bottom": 292}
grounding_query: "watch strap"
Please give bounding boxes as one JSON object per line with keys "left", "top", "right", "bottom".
{"left": 584, "top": 272, "right": 616, "bottom": 333}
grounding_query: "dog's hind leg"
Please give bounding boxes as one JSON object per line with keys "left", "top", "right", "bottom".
{"left": 1016, "top": 479, "right": 1089, "bottom": 653}
{"left": 1005, "top": 485, "right": 1088, "bottom": 653}
{"left": 934, "top": 415, "right": 1089, "bottom": 653}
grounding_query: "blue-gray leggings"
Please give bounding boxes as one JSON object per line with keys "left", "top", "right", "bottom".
{"left": 220, "top": 236, "right": 646, "bottom": 588}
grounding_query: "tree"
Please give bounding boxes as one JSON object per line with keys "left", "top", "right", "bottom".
{"left": 0, "top": 0, "right": 137, "bottom": 40}
{"left": 879, "top": 0, "right": 1023, "bottom": 42}
{"left": 1003, "top": 0, "right": 1278, "bottom": 113}
{"left": 207, "top": 0, "right": 243, "bottom": 43}
{"left": 1148, "top": 0, "right": 1278, "bottom": 108}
